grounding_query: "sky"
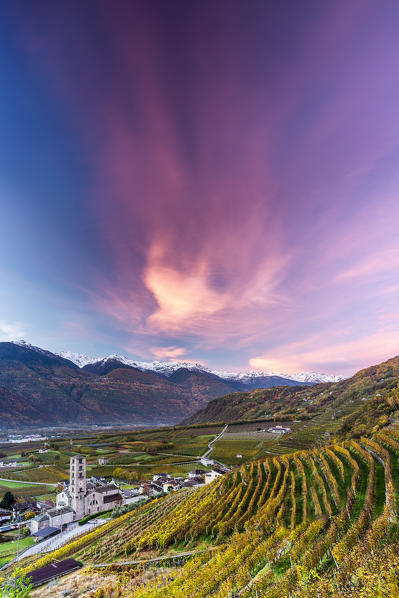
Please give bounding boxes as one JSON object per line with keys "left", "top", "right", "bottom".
{"left": 1, "top": 0, "right": 399, "bottom": 376}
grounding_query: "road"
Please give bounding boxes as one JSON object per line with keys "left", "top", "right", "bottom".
{"left": 201, "top": 424, "right": 229, "bottom": 460}
{"left": 15, "top": 519, "right": 107, "bottom": 561}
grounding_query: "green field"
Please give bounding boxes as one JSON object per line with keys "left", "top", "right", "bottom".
{"left": 0, "top": 479, "right": 54, "bottom": 499}
{"left": 0, "top": 536, "right": 35, "bottom": 567}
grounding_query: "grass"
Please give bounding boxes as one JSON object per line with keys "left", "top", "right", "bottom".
{"left": 0, "top": 479, "right": 54, "bottom": 499}
{"left": 0, "top": 480, "right": 39, "bottom": 489}
{"left": 4, "top": 465, "right": 66, "bottom": 483}
{"left": 0, "top": 536, "right": 35, "bottom": 564}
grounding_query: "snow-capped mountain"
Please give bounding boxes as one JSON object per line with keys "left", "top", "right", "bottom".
{"left": 57, "top": 350, "right": 344, "bottom": 384}
{"left": 58, "top": 350, "right": 102, "bottom": 369}
{"left": 213, "top": 370, "right": 344, "bottom": 384}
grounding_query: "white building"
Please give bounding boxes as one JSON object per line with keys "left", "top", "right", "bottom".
{"left": 188, "top": 469, "right": 206, "bottom": 479}
{"left": 267, "top": 425, "right": 292, "bottom": 434}
{"left": 205, "top": 468, "right": 224, "bottom": 484}
{"left": 29, "top": 506, "right": 74, "bottom": 533}
{"left": 162, "top": 481, "right": 181, "bottom": 493}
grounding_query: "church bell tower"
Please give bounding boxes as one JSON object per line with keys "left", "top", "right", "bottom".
{"left": 70, "top": 454, "right": 87, "bottom": 519}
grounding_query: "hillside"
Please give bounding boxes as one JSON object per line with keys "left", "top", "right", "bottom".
{"left": 168, "top": 367, "right": 241, "bottom": 400}
{"left": 0, "top": 343, "right": 232, "bottom": 428}
{"left": 14, "top": 424, "right": 399, "bottom": 597}
{"left": 184, "top": 354, "right": 399, "bottom": 429}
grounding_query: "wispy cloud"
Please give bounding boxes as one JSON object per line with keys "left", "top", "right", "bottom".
{"left": 0, "top": 321, "right": 26, "bottom": 342}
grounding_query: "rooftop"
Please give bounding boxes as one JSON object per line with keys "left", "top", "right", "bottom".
{"left": 94, "top": 483, "right": 119, "bottom": 494}
{"left": 47, "top": 506, "right": 74, "bottom": 517}
{"left": 32, "top": 526, "right": 60, "bottom": 539}
{"left": 26, "top": 558, "right": 81, "bottom": 587}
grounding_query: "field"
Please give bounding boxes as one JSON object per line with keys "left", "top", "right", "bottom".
{"left": 0, "top": 425, "right": 225, "bottom": 490}
{"left": 9, "top": 422, "right": 399, "bottom": 597}
{"left": 0, "top": 479, "right": 53, "bottom": 498}
{"left": 0, "top": 536, "right": 35, "bottom": 567}
{"left": 0, "top": 417, "right": 344, "bottom": 496}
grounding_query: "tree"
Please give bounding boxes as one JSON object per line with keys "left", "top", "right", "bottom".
{"left": 28, "top": 454, "right": 39, "bottom": 464}
{"left": 0, "top": 491, "right": 15, "bottom": 509}
{"left": 24, "top": 510, "right": 35, "bottom": 520}
{"left": 113, "top": 467, "right": 124, "bottom": 480}
{"left": 0, "top": 568, "right": 32, "bottom": 597}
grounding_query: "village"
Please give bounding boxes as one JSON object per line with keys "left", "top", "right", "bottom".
{"left": 0, "top": 453, "right": 229, "bottom": 556}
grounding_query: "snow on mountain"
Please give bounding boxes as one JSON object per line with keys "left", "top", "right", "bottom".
{"left": 212, "top": 369, "right": 344, "bottom": 384}
{"left": 58, "top": 351, "right": 102, "bottom": 368}
{"left": 56, "top": 349, "right": 344, "bottom": 383}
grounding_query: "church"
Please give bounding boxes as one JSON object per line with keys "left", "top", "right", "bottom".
{"left": 56, "top": 454, "right": 122, "bottom": 518}
{"left": 30, "top": 454, "right": 122, "bottom": 533}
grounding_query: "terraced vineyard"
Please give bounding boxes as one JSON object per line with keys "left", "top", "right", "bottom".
{"left": 15, "top": 426, "right": 399, "bottom": 597}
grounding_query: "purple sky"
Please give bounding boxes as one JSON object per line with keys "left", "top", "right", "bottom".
{"left": 2, "top": 0, "right": 399, "bottom": 375}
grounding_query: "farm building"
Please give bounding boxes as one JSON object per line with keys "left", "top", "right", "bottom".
{"left": 268, "top": 425, "right": 292, "bottom": 434}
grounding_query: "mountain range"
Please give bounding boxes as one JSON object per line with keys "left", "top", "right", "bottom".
{"left": 58, "top": 348, "right": 343, "bottom": 385}
{"left": 0, "top": 341, "right": 342, "bottom": 429}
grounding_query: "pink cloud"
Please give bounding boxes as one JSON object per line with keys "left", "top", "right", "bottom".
{"left": 149, "top": 346, "right": 186, "bottom": 359}
{"left": 250, "top": 321, "right": 399, "bottom": 376}
{"left": 15, "top": 2, "right": 399, "bottom": 369}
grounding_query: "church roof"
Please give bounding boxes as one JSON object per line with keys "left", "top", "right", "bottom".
{"left": 103, "top": 493, "right": 122, "bottom": 503}
{"left": 94, "top": 484, "right": 119, "bottom": 494}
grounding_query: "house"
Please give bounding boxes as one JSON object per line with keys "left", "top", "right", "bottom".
{"left": 37, "top": 499, "right": 55, "bottom": 511}
{"left": 267, "top": 425, "right": 292, "bottom": 434}
{"left": 46, "top": 506, "right": 74, "bottom": 528}
{"left": 12, "top": 500, "right": 38, "bottom": 518}
{"left": 152, "top": 473, "right": 170, "bottom": 482}
{"left": 30, "top": 506, "right": 74, "bottom": 533}
{"left": 205, "top": 468, "right": 225, "bottom": 484}
{"left": 163, "top": 481, "right": 181, "bottom": 493}
{"left": 30, "top": 513, "right": 50, "bottom": 533}
{"left": 0, "top": 508, "right": 11, "bottom": 523}
{"left": 98, "top": 457, "right": 109, "bottom": 465}
{"left": 200, "top": 457, "right": 214, "bottom": 467}
{"left": 38, "top": 449, "right": 48, "bottom": 454}
{"left": 188, "top": 469, "right": 206, "bottom": 479}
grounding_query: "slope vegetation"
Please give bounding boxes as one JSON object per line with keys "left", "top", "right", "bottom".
{"left": 185, "top": 354, "right": 399, "bottom": 427}
{"left": 15, "top": 423, "right": 399, "bottom": 597}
